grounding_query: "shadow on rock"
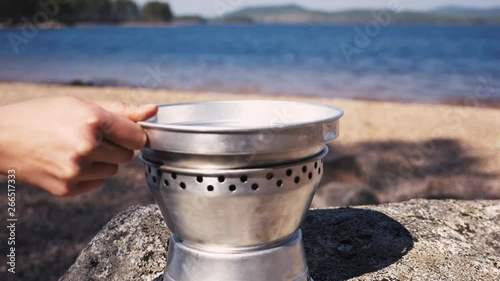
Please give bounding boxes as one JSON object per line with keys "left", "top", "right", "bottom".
{"left": 302, "top": 208, "right": 414, "bottom": 281}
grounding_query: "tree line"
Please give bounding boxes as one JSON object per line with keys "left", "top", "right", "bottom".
{"left": 0, "top": 0, "right": 174, "bottom": 24}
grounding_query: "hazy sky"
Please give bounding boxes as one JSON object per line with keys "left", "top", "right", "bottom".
{"left": 134, "top": 0, "right": 500, "bottom": 17}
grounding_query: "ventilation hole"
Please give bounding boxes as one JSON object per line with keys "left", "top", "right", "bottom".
{"left": 240, "top": 175, "right": 248, "bottom": 183}
{"left": 218, "top": 176, "right": 225, "bottom": 183}
{"left": 229, "top": 184, "right": 236, "bottom": 192}
{"left": 286, "top": 169, "right": 292, "bottom": 176}
{"left": 196, "top": 176, "right": 203, "bottom": 183}
{"left": 148, "top": 166, "right": 151, "bottom": 173}
{"left": 302, "top": 166, "right": 307, "bottom": 173}
{"left": 171, "top": 172, "right": 177, "bottom": 179}
{"left": 251, "top": 183, "right": 259, "bottom": 190}
{"left": 314, "top": 162, "right": 318, "bottom": 169}
{"left": 164, "top": 179, "right": 169, "bottom": 186}
{"left": 152, "top": 176, "right": 157, "bottom": 183}
{"left": 276, "top": 180, "right": 283, "bottom": 187}
{"left": 207, "top": 185, "right": 214, "bottom": 192}
{"left": 294, "top": 176, "right": 300, "bottom": 184}
{"left": 266, "top": 172, "right": 274, "bottom": 180}
{"left": 180, "top": 182, "right": 186, "bottom": 189}
{"left": 308, "top": 172, "right": 313, "bottom": 180}
{"left": 318, "top": 168, "right": 321, "bottom": 174}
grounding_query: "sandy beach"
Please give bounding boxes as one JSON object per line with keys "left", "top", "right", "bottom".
{"left": 0, "top": 81, "right": 499, "bottom": 280}
{"left": 1, "top": 81, "right": 499, "bottom": 172}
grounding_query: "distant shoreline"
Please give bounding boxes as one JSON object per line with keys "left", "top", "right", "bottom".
{"left": 2, "top": 20, "right": 500, "bottom": 30}
{"left": 2, "top": 4, "right": 500, "bottom": 29}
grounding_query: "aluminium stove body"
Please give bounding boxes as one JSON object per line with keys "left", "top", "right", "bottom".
{"left": 139, "top": 100, "right": 343, "bottom": 281}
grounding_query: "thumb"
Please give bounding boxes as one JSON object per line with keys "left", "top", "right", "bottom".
{"left": 94, "top": 101, "right": 158, "bottom": 122}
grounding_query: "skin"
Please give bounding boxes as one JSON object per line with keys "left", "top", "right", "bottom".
{"left": 0, "top": 96, "right": 158, "bottom": 197}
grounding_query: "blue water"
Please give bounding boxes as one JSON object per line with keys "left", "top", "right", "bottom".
{"left": 1, "top": 24, "right": 499, "bottom": 102}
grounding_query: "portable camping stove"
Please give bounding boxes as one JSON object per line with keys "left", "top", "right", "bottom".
{"left": 140, "top": 101, "right": 343, "bottom": 281}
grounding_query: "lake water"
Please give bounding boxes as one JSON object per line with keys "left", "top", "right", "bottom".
{"left": 1, "top": 24, "right": 499, "bottom": 103}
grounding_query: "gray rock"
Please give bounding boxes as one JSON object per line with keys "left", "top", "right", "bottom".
{"left": 61, "top": 199, "right": 500, "bottom": 281}
{"left": 305, "top": 199, "right": 500, "bottom": 281}
{"left": 59, "top": 205, "right": 170, "bottom": 281}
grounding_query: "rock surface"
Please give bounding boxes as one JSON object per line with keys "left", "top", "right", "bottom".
{"left": 60, "top": 205, "right": 170, "bottom": 281}
{"left": 60, "top": 199, "right": 500, "bottom": 281}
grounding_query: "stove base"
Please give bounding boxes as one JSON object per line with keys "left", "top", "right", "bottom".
{"left": 163, "top": 230, "right": 311, "bottom": 281}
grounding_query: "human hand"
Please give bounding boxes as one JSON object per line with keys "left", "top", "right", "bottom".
{"left": 0, "top": 96, "right": 158, "bottom": 196}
